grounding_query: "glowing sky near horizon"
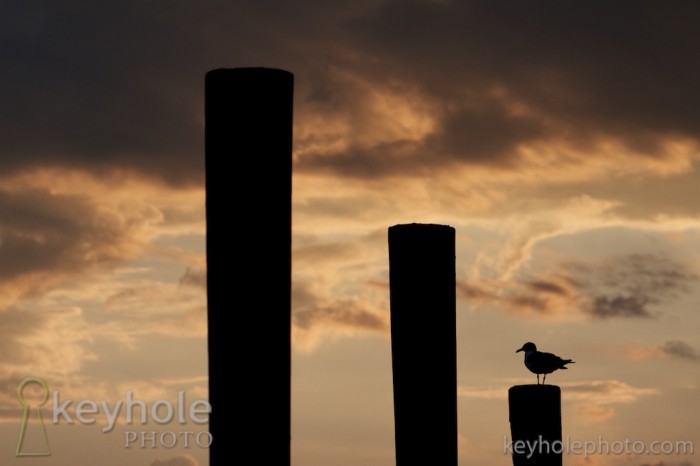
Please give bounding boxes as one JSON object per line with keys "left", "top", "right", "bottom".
{"left": 2, "top": 1, "right": 700, "bottom": 465}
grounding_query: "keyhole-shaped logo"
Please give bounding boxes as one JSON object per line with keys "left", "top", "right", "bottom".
{"left": 16, "top": 377, "right": 51, "bottom": 457}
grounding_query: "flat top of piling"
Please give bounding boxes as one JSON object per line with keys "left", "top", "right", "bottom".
{"left": 389, "top": 223, "right": 454, "bottom": 232}
{"left": 509, "top": 384, "right": 561, "bottom": 395}
{"left": 206, "top": 67, "right": 293, "bottom": 78}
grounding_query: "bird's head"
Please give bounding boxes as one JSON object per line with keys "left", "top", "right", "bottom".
{"left": 516, "top": 342, "right": 537, "bottom": 353}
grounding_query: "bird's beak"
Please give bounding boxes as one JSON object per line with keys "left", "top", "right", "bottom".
{"left": 515, "top": 348, "right": 523, "bottom": 353}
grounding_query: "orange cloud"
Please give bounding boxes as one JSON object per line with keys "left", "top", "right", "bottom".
{"left": 562, "top": 380, "right": 658, "bottom": 405}
{"left": 150, "top": 455, "right": 200, "bottom": 466}
{"left": 623, "top": 346, "right": 669, "bottom": 361}
{"left": 457, "top": 386, "right": 506, "bottom": 400}
{"left": 572, "top": 403, "right": 616, "bottom": 423}
{"left": 561, "top": 380, "right": 658, "bottom": 425}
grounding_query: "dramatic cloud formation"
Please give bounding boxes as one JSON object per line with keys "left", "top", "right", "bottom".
{"left": 297, "top": 1, "right": 700, "bottom": 180}
{"left": 3, "top": 1, "right": 700, "bottom": 465}
{"left": 4, "top": 1, "right": 700, "bottom": 186}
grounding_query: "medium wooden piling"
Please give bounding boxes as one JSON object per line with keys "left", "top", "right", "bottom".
{"left": 508, "top": 385, "right": 562, "bottom": 466}
{"left": 205, "top": 68, "right": 293, "bottom": 466}
{"left": 388, "top": 223, "right": 457, "bottom": 466}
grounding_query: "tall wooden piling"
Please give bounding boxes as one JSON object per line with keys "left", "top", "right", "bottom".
{"left": 508, "top": 385, "right": 562, "bottom": 466}
{"left": 205, "top": 68, "right": 293, "bottom": 466}
{"left": 388, "top": 223, "right": 457, "bottom": 466}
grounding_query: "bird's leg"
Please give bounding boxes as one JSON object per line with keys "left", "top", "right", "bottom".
{"left": 543, "top": 374, "right": 546, "bottom": 384}
{"left": 537, "top": 374, "right": 540, "bottom": 385}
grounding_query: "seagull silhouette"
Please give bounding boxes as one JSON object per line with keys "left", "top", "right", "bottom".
{"left": 516, "top": 342, "right": 575, "bottom": 384}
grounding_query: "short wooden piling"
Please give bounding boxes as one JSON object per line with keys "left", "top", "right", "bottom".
{"left": 508, "top": 385, "right": 562, "bottom": 466}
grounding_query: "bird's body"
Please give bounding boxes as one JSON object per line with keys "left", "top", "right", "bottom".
{"left": 516, "top": 342, "right": 574, "bottom": 384}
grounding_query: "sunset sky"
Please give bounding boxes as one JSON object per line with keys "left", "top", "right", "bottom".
{"left": 2, "top": 1, "right": 700, "bottom": 465}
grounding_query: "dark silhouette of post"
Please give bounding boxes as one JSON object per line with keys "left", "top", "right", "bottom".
{"left": 508, "top": 385, "right": 562, "bottom": 466}
{"left": 205, "top": 68, "right": 293, "bottom": 466}
{"left": 388, "top": 223, "right": 457, "bottom": 466}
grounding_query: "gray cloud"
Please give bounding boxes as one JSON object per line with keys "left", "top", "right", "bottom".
{"left": 524, "top": 280, "right": 569, "bottom": 296}
{"left": 662, "top": 340, "right": 698, "bottom": 362}
{"left": 296, "top": 304, "right": 387, "bottom": 331}
{"left": 424, "top": 102, "right": 545, "bottom": 166}
{"left": 456, "top": 281, "right": 495, "bottom": 301}
{"left": 590, "top": 295, "right": 652, "bottom": 318}
{"left": 457, "top": 278, "right": 572, "bottom": 315}
{"left": 2, "top": 2, "right": 206, "bottom": 185}
{"left": 179, "top": 267, "right": 207, "bottom": 289}
{"left": 573, "top": 254, "right": 696, "bottom": 319}
{"left": 292, "top": 282, "right": 387, "bottom": 333}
